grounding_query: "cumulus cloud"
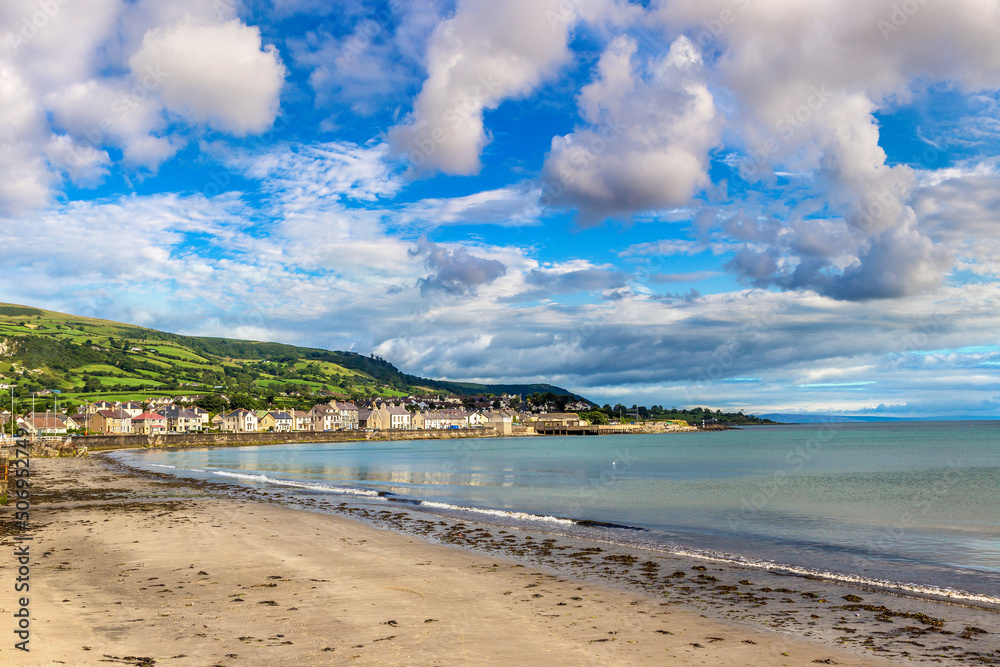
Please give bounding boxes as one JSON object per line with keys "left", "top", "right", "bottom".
{"left": 44, "top": 134, "right": 111, "bottom": 186}
{"left": 542, "top": 34, "right": 718, "bottom": 225}
{"left": 44, "top": 78, "right": 178, "bottom": 170}
{"left": 646, "top": 0, "right": 1000, "bottom": 299}
{"left": 128, "top": 18, "right": 286, "bottom": 135}
{"left": 0, "top": 63, "right": 53, "bottom": 215}
{"left": 389, "top": 0, "right": 575, "bottom": 175}
{"left": 409, "top": 237, "right": 507, "bottom": 296}
{"left": 0, "top": 0, "right": 287, "bottom": 212}
{"left": 912, "top": 163, "right": 1000, "bottom": 277}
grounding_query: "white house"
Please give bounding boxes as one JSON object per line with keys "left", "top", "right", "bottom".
{"left": 223, "top": 408, "right": 258, "bottom": 432}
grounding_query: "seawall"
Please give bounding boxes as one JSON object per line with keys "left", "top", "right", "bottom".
{"left": 13, "top": 428, "right": 499, "bottom": 456}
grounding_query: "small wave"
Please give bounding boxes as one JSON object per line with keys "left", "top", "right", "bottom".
{"left": 149, "top": 464, "right": 177, "bottom": 469}
{"left": 209, "top": 470, "right": 381, "bottom": 497}
{"left": 646, "top": 546, "right": 1000, "bottom": 606}
{"left": 418, "top": 501, "right": 576, "bottom": 525}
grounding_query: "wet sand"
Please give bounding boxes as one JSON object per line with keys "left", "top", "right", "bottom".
{"left": 0, "top": 456, "right": 990, "bottom": 666}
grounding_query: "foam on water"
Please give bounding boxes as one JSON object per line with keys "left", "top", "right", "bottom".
{"left": 209, "top": 470, "right": 381, "bottom": 497}
{"left": 418, "top": 500, "right": 576, "bottom": 525}
{"left": 614, "top": 543, "right": 1000, "bottom": 606}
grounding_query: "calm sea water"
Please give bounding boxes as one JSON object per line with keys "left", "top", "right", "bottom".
{"left": 112, "top": 422, "right": 1000, "bottom": 602}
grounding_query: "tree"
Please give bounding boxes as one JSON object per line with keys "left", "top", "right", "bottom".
{"left": 196, "top": 394, "right": 228, "bottom": 414}
{"left": 228, "top": 394, "right": 259, "bottom": 411}
{"left": 509, "top": 396, "right": 520, "bottom": 410}
{"left": 581, "top": 411, "right": 608, "bottom": 425}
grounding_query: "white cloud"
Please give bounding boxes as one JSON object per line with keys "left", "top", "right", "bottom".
{"left": 0, "top": 1, "right": 289, "bottom": 212}
{"left": 912, "top": 163, "right": 1000, "bottom": 276}
{"left": 43, "top": 134, "right": 110, "bottom": 186}
{"left": 389, "top": 0, "right": 576, "bottom": 175}
{"left": 129, "top": 18, "right": 286, "bottom": 135}
{"left": 0, "top": 62, "right": 54, "bottom": 215}
{"left": 288, "top": 2, "right": 445, "bottom": 116}
{"left": 398, "top": 183, "right": 543, "bottom": 228}
{"left": 646, "top": 0, "right": 1000, "bottom": 299}
{"left": 542, "top": 35, "right": 718, "bottom": 225}
{"left": 44, "top": 78, "right": 177, "bottom": 170}
{"left": 224, "top": 141, "right": 404, "bottom": 207}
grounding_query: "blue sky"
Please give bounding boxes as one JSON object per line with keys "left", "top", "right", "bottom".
{"left": 3, "top": 0, "right": 1000, "bottom": 416}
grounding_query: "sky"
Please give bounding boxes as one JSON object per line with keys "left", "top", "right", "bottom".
{"left": 2, "top": 0, "right": 1000, "bottom": 417}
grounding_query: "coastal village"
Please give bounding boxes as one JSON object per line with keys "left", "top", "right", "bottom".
{"left": 1, "top": 393, "right": 686, "bottom": 440}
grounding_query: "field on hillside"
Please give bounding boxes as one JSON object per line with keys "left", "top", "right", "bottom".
{"left": 0, "top": 303, "right": 582, "bottom": 413}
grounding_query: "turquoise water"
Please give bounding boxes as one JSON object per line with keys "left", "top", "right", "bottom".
{"left": 113, "top": 421, "right": 1000, "bottom": 601}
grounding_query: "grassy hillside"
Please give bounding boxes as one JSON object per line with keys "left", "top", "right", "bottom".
{"left": 0, "top": 303, "right": 583, "bottom": 412}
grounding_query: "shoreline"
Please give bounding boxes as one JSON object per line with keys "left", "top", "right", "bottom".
{"left": 103, "top": 450, "right": 1000, "bottom": 665}
{"left": 105, "top": 439, "right": 1000, "bottom": 613}
{"left": 0, "top": 456, "right": 931, "bottom": 666}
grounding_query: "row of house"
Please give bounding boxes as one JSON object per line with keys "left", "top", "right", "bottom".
{"left": 14, "top": 402, "right": 212, "bottom": 436}
{"left": 11, "top": 396, "right": 584, "bottom": 436}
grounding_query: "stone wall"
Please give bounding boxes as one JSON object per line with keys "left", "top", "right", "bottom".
{"left": 71, "top": 428, "right": 498, "bottom": 452}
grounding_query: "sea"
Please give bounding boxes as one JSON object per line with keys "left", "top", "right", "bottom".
{"left": 110, "top": 421, "right": 1000, "bottom": 605}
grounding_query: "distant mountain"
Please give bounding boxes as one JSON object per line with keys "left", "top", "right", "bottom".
{"left": 0, "top": 303, "right": 585, "bottom": 404}
{"left": 760, "top": 413, "right": 1000, "bottom": 423}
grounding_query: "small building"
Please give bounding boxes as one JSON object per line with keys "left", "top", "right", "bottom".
{"left": 290, "top": 409, "right": 311, "bottom": 431}
{"left": 132, "top": 412, "right": 167, "bottom": 435}
{"left": 329, "top": 400, "right": 360, "bottom": 429}
{"left": 259, "top": 411, "right": 293, "bottom": 432}
{"left": 19, "top": 413, "right": 69, "bottom": 435}
{"left": 161, "top": 405, "right": 202, "bottom": 432}
{"left": 222, "top": 408, "right": 258, "bottom": 433}
{"left": 87, "top": 400, "right": 118, "bottom": 415}
{"left": 414, "top": 410, "right": 468, "bottom": 430}
{"left": 358, "top": 408, "right": 382, "bottom": 430}
{"left": 375, "top": 404, "right": 411, "bottom": 430}
{"left": 308, "top": 404, "right": 342, "bottom": 431}
{"left": 91, "top": 409, "right": 133, "bottom": 434}
{"left": 120, "top": 401, "right": 145, "bottom": 418}
{"left": 535, "top": 412, "right": 583, "bottom": 429}
{"left": 189, "top": 406, "right": 211, "bottom": 427}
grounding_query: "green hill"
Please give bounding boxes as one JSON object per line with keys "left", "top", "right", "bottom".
{"left": 0, "top": 303, "right": 585, "bottom": 410}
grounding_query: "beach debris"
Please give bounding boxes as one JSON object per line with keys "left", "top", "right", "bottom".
{"left": 842, "top": 594, "right": 862, "bottom": 602}
{"left": 382, "top": 619, "right": 398, "bottom": 626}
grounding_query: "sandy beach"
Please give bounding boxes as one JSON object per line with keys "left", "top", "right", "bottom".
{"left": 0, "top": 455, "right": 976, "bottom": 666}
